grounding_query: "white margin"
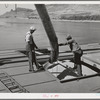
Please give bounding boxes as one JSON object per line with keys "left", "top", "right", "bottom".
{"left": 0, "top": 1, "right": 100, "bottom": 4}
{"left": 0, "top": 93, "right": 100, "bottom": 99}
{"left": 0, "top": 1, "right": 100, "bottom": 99}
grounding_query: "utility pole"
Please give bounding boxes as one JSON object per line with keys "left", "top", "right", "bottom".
{"left": 35, "top": 4, "right": 59, "bottom": 63}
{"left": 15, "top": 4, "right": 17, "bottom": 18}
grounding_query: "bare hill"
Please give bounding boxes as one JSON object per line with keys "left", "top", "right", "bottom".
{"left": 1, "top": 4, "right": 100, "bottom": 20}
{"left": 0, "top": 7, "right": 34, "bottom": 18}
{"left": 46, "top": 4, "right": 100, "bottom": 20}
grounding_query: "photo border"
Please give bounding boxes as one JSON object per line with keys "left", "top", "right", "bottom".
{"left": 0, "top": 0, "right": 100, "bottom": 99}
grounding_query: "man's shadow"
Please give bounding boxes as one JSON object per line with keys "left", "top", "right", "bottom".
{"left": 57, "top": 67, "right": 78, "bottom": 80}
{"left": 0, "top": 59, "right": 11, "bottom": 66}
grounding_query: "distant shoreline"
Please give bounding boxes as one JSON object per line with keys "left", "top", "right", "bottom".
{"left": 1, "top": 17, "right": 100, "bottom": 23}
{"left": 0, "top": 17, "right": 100, "bottom": 51}
{"left": 52, "top": 19, "right": 100, "bottom": 23}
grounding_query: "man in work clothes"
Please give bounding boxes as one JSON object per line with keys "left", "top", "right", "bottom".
{"left": 25, "top": 26, "right": 40, "bottom": 72}
{"left": 59, "top": 34, "right": 83, "bottom": 76}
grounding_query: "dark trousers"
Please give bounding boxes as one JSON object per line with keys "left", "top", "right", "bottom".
{"left": 27, "top": 50, "right": 39, "bottom": 70}
{"left": 74, "top": 53, "right": 82, "bottom": 76}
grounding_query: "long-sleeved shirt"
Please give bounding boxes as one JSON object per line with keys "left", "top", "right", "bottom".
{"left": 25, "top": 31, "right": 37, "bottom": 51}
{"left": 65, "top": 39, "right": 81, "bottom": 52}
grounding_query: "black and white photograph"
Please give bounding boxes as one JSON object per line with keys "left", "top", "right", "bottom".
{"left": 0, "top": 1, "right": 100, "bottom": 98}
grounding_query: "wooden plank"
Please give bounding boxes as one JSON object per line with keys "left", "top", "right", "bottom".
{"left": 0, "top": 62, "right": 28, "bottom": 69}
{"left": 35, "top": 51, "right": 43, "bottom": 55}
{"left": 0, "top": 52, "right": 21, "bottom": 56}
{"left": 1, "top": 65, "right": 29, "bottom": 76}
{"left": 82, "top": 52, "right": 100, "bottom": 70}
{"left": 12, "top": 71, "right": 56, "bottom": 87}
{"left": 25, "top": 80, "right": 61, "bottom": 93}
{"left": 0, "top": 50, "right": 16, "bottom": 54}
{"left": 0, "top": 53, "right": 25, "bottom": 59}
{"left": 61, "top": 76, "right": 100, "bottom": 93}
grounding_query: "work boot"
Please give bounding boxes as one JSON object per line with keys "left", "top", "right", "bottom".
{"left": 37, "top": 63, "right": 44, "bottom": 70}
{"left": 72, "top": 67, "right": 77, "bottom": 72}
{"left": 73, "top": 64, "right": 77, "bottom": 70}
{"left": 38, "top": 66, "right": 44, "bottom": 70}
{"left": 29, "top": 69, "right": 35, "bottom": 73}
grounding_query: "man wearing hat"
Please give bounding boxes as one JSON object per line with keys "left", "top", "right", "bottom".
{"left": 25, "top": 26, "right": 40, "bottom": 72}
{"left": 59, "top": 34, "right": 83, "bottom": 76}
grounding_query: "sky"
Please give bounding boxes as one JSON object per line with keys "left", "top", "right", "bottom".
{"left": 0, "top": 4, "right": 35, "bottom": 15}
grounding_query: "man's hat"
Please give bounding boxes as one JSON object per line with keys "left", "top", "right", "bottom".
{"left": 30, "top": 26, "right": 36, "bottom": 31}
{"left": 66, "top": 34, "right": 72, "bottom": 40}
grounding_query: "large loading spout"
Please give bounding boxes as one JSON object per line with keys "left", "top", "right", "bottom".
{"left": 35, "top": 4, "right": 59, "bottom": 63}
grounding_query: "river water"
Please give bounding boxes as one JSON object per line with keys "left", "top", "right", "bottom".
{"left": 0, "top": 18, "right": 100, "bottom": 50}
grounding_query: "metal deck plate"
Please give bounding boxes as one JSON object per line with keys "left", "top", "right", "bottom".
{"left": 0, "top": 49, "right": 100, "bottom": 93}
{"left": 2, "top": 65, "right": 29, "bottom": 76}
{"left": 0, "top": 81, "right": 10, "bottom": 93}
{"left": 12, "top": 71, "right": 56, "bottom": 86}
{"left": 82, "top": 52, "right": 100, "bottom": 69}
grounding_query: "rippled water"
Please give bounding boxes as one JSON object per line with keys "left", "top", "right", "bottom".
{"left": 0, "top": 18, "right": 100, "bottom": 50}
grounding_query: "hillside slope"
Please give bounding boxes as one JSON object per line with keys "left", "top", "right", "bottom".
{"left": 0, "top": 7, "right": 34, "bottom": 18}
{"left": 1, "top": 4, "right": 100, "bottom": 20}
{"left": 46, "top": 4, "right": 100, "bottom": 20}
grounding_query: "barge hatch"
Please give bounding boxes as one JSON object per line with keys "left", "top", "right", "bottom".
{"left": 0, "top": 43, "right": 100, "bottom": 92}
